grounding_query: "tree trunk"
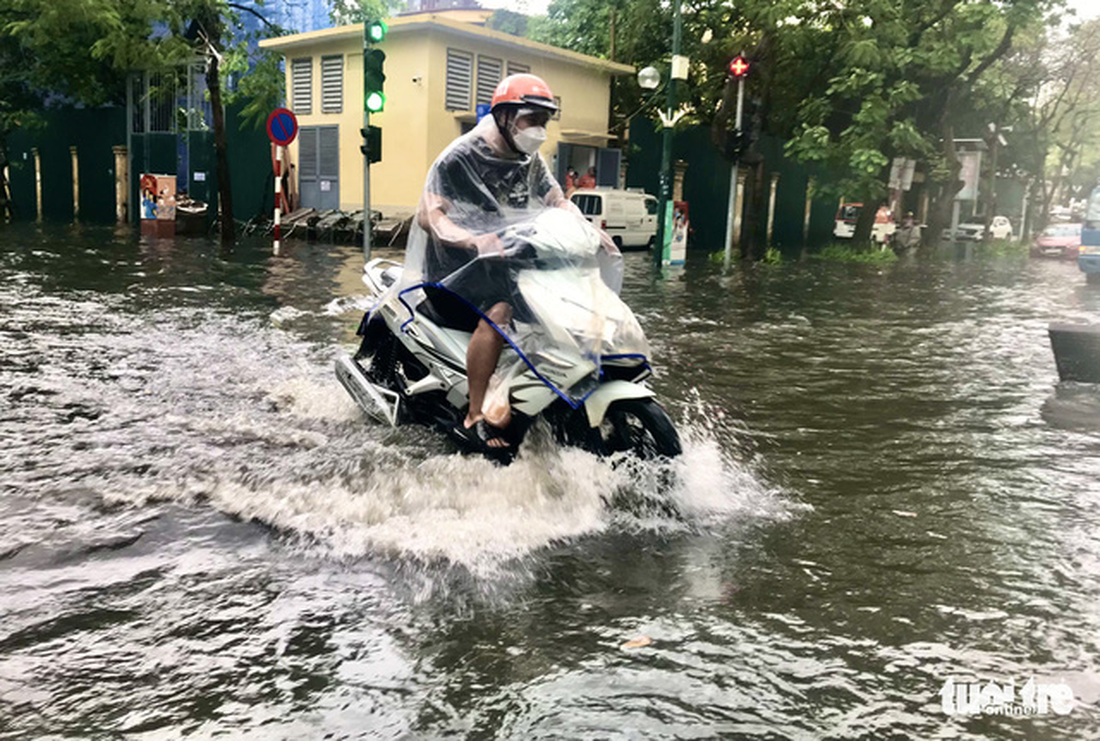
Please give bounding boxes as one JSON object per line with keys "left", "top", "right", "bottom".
{"left": 1039, "top": 146, "right": 1074, "bottom": 230}
{"left": 1032, "top": 135, "right": 1050, "bottom": 234}
{"left": 201, "top": 9, "right": 234, "bottom": 243}
{"left": 925, "top": 112, "right": 964, "bottom": 248}
{"left": 852, "top": 198, "right": 878, "bottom": 245}
{"left": 739, "top": 159, "right": 767, "bottom": 259}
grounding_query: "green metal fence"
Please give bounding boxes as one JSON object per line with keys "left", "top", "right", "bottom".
{"left": 7, "top": 101, "right": 271, "bottom": 230}
{"left": 627, "top": 118, "right": 843, "bottom": 253}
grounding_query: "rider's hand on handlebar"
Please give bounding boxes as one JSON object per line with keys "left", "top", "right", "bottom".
{"left": 471, "top": 232, "right": 505, "bottom": 257}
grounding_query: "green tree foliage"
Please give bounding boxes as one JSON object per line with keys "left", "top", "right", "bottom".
{"left": 778, "top": 0, "right": 1066, "bottom": 242}
{"left": 992, "top": 18, "right": 1100, "bottom": 224}
{"left": 530, "top": 0, "right": 1077, "bottom": 248}
{"left": 0, "top": 0, "right": 151, "bottom": 219}
{"left": 528, "top": 0, "right": 671, "bottom": 128}
{"left": 329, "top": 0, "right": 397, "bottom": 26}
{"left": 1, "top": 0, "right": 292, "bottom": 239}
{"left": 486, "top": 9, "right": 528, "bottom": 37}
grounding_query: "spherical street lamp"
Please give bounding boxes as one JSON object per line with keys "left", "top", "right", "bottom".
{"left": 638, "top": 66, "right": 661, "bottom": 91}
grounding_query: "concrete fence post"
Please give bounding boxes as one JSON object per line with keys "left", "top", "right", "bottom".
{"left": 1, "top": 163, "right": 10, "bottom": 223}
{"left": 672, "top": 160, "right": 688, "bottom": 202}
{"left": 803, "top": 177, "right": 815, "bottom": 246}
{"left": 70, "top": 146, "right": 79, "bottom": 221}
{"left": 32, "top": 148, "right": 41, "bottom": 222}
{"left": 731, "top": 170, "right": 747, "bottom": 253}
{"left": 113, "top": 145, "right": 129, "bottom": 223}
{"left": 766, "top": 172, "right": 780, "bottom": 246}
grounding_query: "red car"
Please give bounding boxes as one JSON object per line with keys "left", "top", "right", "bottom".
{"left": 1032, "top": 223, "right": 1082, "bottom": 259}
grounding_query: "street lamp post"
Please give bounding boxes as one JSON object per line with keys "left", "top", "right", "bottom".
{"left": 653, "top": 0, "right": 685, "bottom": 269}
{"left": 984, "top": 122, "right": 1009, "bottom": 242}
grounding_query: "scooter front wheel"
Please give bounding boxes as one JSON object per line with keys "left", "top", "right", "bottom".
{"left": 597, "top": 398, "right": 682, "bottom": 459}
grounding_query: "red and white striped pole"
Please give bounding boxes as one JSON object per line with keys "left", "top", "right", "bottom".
{"left": 273, "top": 144, "right": 283, "bottom": 255}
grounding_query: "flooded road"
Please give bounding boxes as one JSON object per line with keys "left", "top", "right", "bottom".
{"left": 2, "top": 225, "right": 1098, "bottom": 738}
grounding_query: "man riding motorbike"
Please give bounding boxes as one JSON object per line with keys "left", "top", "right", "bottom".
{"left": 410, "top": 73, "right": 620, "bottom": 450}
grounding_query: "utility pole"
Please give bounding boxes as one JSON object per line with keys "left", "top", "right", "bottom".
{"left": 984, "top": 122, "right": 1006, "bottom": 242}
{"left": 653, "top": 0, "right": 685, "bottom": 269}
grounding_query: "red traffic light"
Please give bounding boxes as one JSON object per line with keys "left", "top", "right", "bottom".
{"left": 728, "top": 56, "right": 750, "bottom": 78}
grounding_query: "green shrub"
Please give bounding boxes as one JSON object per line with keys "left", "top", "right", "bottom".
{"left": 762, "top": 247, "right": 783, "bottom": 265}
{"left": 978, "top": 239, "right": 1028, "bottom": 257}
{"left": 812, "top": 243, "right": 898, "bottom": 264}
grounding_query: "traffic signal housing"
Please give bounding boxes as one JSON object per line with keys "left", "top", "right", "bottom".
{"left": 364, "top": 48, "right": 386, "bottom": 113}
{"left": 366, "top": 19, "right": 387, "bottom": 43}
{"left": 721, "top": 96, "right": 761, "bottom": 160}
{"left": 728, "top": 55, "right": 751, "bottom": 79}
{"left": 363, "top": 18, "right": 387, "bottom": 113}
{"left": 360, "top": 125, "right": 382, "bottom": 164}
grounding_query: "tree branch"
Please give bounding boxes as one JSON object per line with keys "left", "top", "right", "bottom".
{"left": 227, "top": 3, "right": 280, "bottom": 33}
{"left": 966, "top": 25, "right": 1015, "bottom": 86}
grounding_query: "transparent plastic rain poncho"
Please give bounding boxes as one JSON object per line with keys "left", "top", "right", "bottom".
{"left": 385, "top": 114, "right": 648, "bottom": 408}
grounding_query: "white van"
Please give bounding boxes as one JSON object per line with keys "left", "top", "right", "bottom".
{"left": 570, "top": 188, "right": 658, "bottom": 250}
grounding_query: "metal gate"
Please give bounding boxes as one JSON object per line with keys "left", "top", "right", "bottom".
{"left": 299, "top": 125, "right": 340, "bottom": 210}
{"left": 597, "top": 148, "right": 620, "bottom": 187}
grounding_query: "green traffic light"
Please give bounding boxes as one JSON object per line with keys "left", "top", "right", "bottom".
{"left": 364, "top": 46, "right": 386, "bottom": 113}
{"left": 367, "top": 19, "right": 387, "bottom": 43}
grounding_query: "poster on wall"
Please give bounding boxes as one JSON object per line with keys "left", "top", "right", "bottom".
{"left": 139, "top": 174, "right": 177, "bottom": 221}
{"left": 956, "top": 152, "right": 982, "bottom": 201}
{"left": 670, "top": 200, "right": 689, "bottom": 266}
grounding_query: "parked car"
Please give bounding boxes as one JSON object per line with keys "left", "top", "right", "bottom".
{"left": 833, "top": 203, "right": 896, "bottom": 243}
{"left": 570, "top": 188, "right": 658, "bottom": 250}
{"left": 1032, "top": 223, "right": 1082, "bottom": 259}
{"left": 943, "top": 215, "right": 1014, "bottom": 242}
{"left": 1077, "top": 185, "right": 1100, "bottom": 282}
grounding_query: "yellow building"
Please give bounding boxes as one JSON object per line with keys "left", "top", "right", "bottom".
{"left": 259, "top": 12, "right": 634, "bottom": 217}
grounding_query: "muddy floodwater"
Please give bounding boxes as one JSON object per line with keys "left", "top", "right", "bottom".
{"left": 2, "top": 225, "right": 1098, "bottom": 739}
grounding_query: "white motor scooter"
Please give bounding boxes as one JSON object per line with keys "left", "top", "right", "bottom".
{"left": 335, "top": 209, "right": 680, "bottom": 461}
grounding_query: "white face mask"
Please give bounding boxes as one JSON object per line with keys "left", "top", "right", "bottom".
{"left": 512, "top": 125, "right": 547, "bottom": 155}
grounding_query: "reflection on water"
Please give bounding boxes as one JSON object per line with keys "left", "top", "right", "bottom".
{"left": 2, "top": 225, "right": 1099, "bottom": 738}
{"left": 1042, "top": 383, "right": 1100, "bottom": 432}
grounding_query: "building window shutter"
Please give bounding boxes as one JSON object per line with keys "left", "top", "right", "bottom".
{"left": 476, "top": 55, "right": 503, "bottom": 107}
{"left": 445, "top": 49, "right": 473, "bottom": 111}
{"left": 319, "top": 126, "right": 339, "bottom": 180}
{"left": 299, "top": 126, "right": 318, "bottom": 177}
{"left": 291, "top": 58, "right": 312, "bottom": 114}
{"left": 506, "top": 61, "right": 529, "bottom": 76}
{"left": 320, "top": 55, "right": 343, "bottom": 113}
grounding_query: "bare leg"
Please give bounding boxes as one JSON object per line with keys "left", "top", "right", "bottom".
{"left": 464, "top": 302, "right": 512, "bottom": 447}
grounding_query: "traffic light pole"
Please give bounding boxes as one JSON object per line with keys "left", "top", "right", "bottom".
{"left": 363, "top": 109, "right": 372, "bottom": 261}
{"left": 723, "top": 73, "right": 745, "bottom": 268}
{"left": 361, "top": 18, "right": 387, "bottom": 262}
{"left": 653, "top": 0, "right": 683, "bottom": 270}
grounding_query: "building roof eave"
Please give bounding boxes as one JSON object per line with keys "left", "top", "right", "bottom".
{"left": 560, "top": 128, "right": 617, "bottom": 145}
{"left": 260, "top": 16, "right": 636, "bottom": 76}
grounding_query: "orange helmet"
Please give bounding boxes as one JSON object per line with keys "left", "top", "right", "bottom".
{"left": 490, "top": 74, "right": 558, "bottom": 114}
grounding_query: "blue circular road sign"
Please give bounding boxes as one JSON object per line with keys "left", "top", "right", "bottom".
{"left": 266, "top": 108, "right": 298, "bottom": 146}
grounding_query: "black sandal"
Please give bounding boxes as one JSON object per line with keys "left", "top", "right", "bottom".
{"left": 452, "top": 419, "right": 511, "bottom": 452}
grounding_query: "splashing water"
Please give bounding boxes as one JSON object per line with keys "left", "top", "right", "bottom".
{"left": 2, "top": 269, "right": 795, "bottom": 579}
